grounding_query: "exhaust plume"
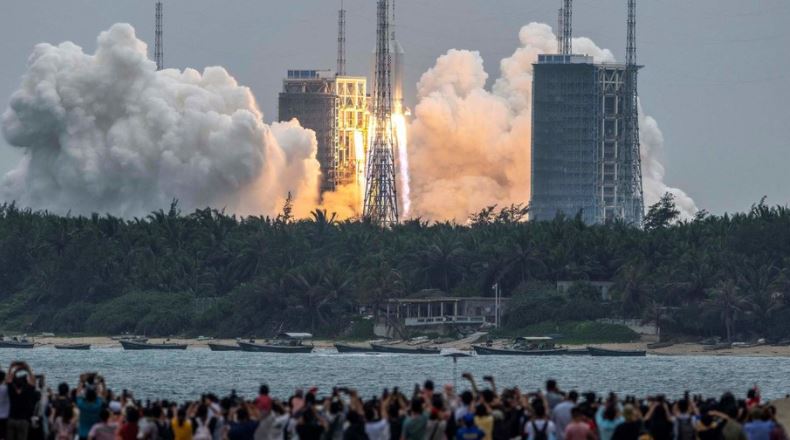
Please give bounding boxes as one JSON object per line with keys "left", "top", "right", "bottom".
{"left": 1, "top": 24, "right": 320, "bottom": 217}
{"left": 409, "top": 23, "right": 696, "bottom": 222}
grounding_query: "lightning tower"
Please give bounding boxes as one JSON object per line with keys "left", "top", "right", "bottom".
{"left": 337, "top": 1, "right": 346, "bottom": 76}
{"left": 624, "top": 0, "right": 645, "bottom": 223}
{"left": 560, "top": 0, "right": 572, "bottom": 54}
{"left": 363, "top": 0, "right": 399, "bottom": 226}
{"left": 155, "top": 0, "right": 163, "bottom": 71}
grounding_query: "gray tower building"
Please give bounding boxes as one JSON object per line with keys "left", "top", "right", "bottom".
{"left": 530, "top": 55, "right": 642, "bottom": 224}
{"left": 278, "top": 70, "right": 339, "bottom": 193}
{"left": 530, "top": 0, "right": 643, "bottom": 225}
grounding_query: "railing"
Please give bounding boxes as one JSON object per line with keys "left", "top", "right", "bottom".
{"left": 404, "top": 316, "right": 486, "bottom": 327}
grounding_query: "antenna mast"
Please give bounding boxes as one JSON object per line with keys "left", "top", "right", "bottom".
{"left": 561, "top": 0, "right": 572, "bottom": 54}
{"left": 625, "top": 0, "right": 645, "bottom": 223}
{"left": 155, "top": 1, "right": 163, "bottom": 70}
{"left": 363, "top": 0, "right": 399, "bottom": 226}
{"left": 337, "top": 1, "right": 346, "bottom": 76}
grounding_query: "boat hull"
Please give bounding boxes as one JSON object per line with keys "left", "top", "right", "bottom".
{"left": 0, "top": 341, "right": 34, "bottom": 349}
{"left": 55, "top": 344, "right": 90, "bottom": 350}
{"left": 370, "top": 344, "right": 440, "bottom": 355}
{"left": 587, "top": 347, "right": 646, "bottom": 357}
{"left": 334, "top": 343, "right": 375, "bottom": 353}
{"left": 564, "top": 348, "right": 590, "bottom": 356}
{"left": 120, "top": 340, "right": 187, "bottom": 350}
{"left": 238, "top": 342, "right": 313, "bottom": 353}
{"left": 207, "top": 343, "right": 242, "bottom": 352}
{"left": 473, "top": 345, "right": 568, "bottom": 356}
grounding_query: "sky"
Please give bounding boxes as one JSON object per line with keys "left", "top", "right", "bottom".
{"left": 0, "top": 0, "right": 788, "bottom": 215}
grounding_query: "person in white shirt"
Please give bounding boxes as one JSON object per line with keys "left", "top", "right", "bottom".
{"left": 552, "top": 391, "right": 579, "bottom": 440}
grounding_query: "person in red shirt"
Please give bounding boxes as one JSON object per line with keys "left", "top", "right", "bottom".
{"left": 255, "top": 385, "right": 273, "bottom": 416}
{"left": 116, "top": 407, "right": 139, "bottom": 440}
{"left": 746, "top": 386, "right": 761, "bottom": 409}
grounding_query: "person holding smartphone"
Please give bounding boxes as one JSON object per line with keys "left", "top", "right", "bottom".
{"left": 5, "top": 362, "right": 38, "bottom": 440}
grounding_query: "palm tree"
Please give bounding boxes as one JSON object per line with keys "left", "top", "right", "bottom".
{"left": 705, "top": 280, "right": 751, "bottom": 342}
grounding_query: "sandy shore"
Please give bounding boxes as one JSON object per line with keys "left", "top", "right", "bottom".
{"left": 25, "top": 337, "right": 790, "bottom": 357}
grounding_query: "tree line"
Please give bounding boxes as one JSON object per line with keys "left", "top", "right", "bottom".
{"left": 0, "top": 194, "right": 788, "bottom": 342}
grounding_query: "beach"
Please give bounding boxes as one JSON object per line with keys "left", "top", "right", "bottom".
{"left": 25, "top": 336, "right": 790, "bottom": 357}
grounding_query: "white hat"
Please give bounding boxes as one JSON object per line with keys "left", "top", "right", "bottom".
{"left": 109, "top": 401, "right": 122, "bottom": 414}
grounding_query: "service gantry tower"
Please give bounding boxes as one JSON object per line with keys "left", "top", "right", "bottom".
{"left": 155, "top": 1, "right": 163, "bottom": 71}
{"left": 363, "top": 0, "right": 399, "bottom": 226}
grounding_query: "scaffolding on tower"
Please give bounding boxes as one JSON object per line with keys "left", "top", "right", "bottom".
{"left": 363, "top": 0, "right": 399, "bottom": 226}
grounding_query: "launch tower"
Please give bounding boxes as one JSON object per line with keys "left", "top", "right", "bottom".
{"left": 155, "top": 1, "right": 163, "bottom": 71}
{"left": 363, "top": 0, "right": 399, "bottom": 226}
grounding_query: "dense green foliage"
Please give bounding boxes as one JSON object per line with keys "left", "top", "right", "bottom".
{"left": 0, "top": 195, "right": 789, "bottom": 341}
{"left": 492, "top": 321, "right": 639, "bottom": 344}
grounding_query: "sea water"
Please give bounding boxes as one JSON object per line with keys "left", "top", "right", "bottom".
{"left": 1, "top": 348, "right": 787, "bottom": 401}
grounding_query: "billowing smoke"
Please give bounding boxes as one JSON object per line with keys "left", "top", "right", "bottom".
{"left": 1, "top": 24, "right": 320, "bottom": 217}
{"left": 409, "top": 23, "right": 697, "bottom": 222}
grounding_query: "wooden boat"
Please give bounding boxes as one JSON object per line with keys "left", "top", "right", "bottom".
{"left": 0, "top": 339, "right": 34, "bottom": 349}
{"left": 370, "top": 343, "right": 440, "bottom": 354}
{"left": 587, "top": 346, "right": 646, "bottom": 357}
{"left": 564, "top": 348, "right": 590, "bottom": 356}
{"left": 120, "top": 340, "right": 187, "bottom": 350}
{"left": 54, "top": 344, "right": 91, "bottom": 350}
{"left": 207, "top": 343, "right": 242, "bottom": 351}
{"left": 238, "top": 341, "right": 313, "bottom": 353}
{"left": 334, "top": 343, "right": 375, "bottom": 353}
{"left": 473, "top": 345, "right": 567, "bottom": 356}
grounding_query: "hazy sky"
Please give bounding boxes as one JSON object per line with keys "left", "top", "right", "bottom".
{"left": 0, "top": 0, "right": 788, "bottom": 215}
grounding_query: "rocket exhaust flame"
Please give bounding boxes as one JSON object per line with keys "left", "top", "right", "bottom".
{"left": 393, "top": 112, "right": 411, "bottom": 217}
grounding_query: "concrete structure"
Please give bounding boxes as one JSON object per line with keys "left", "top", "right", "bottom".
{"left": 374, "top": 296, "right": 507, "bottom": 338}
{"left": 278, "top": 70, "right": 369, "bottom": 197}
{"left": 530, "top": 1, "right": 643, "bottom": 225}
{"left": 530, "top": 57, "right": 643, "bottom": 224}
{"left": 279, "top": 70, "right": 339, "bottom": 193}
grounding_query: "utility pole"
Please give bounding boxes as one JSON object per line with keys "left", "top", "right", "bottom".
{"left": 155, "top": 0, "right": 163, "bottom": 71}
{"left": 336, "top": 0, "right": 346, "bottom": 76}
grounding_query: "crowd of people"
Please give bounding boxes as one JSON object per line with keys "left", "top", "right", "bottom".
{"left": 0, "top": 361, "right": 785, "bottom": 440}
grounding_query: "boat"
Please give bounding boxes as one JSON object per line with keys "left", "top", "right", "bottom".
{"left": 647, "top": 342, "right": 674, "bottom": 349}
{"left": 440, "top": 348, "right": 473, "bottom": 358}
{"left": 587, "top": 346, "right": 647, "bottom": 357}
{"left": 120, "top": 340, "right": 187, "bottom": 350}
{"left": 54, "top": 343, "right": 91, "bottom": 350}
{"left": 370, "top": 343, "right": 440, "bottom": 355}
{"left": 473, "top": 345, "right": 567, "bottom": 356}
{"left": 0, "top": 338, "right": 34, "bottom": 349}
{"left": 334, "top": 343, "right": 375, "bottom": 353}
{"left": 564, "top": 348, "right": 590, "bottom": 356}
{"left": 238, "top": 333, "right": 314, "bottom": 353}
{"left": 473, "top": 336, "right": 567, "bottom": 356}
{"left": 207, "top": 343, "right": 242, "bottom": 351}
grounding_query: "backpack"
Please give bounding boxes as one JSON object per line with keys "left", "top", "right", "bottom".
{"left": 677, "top": 417, "right": 695, "bottom": 440}
{"left": 193, "top": 419, "right": 212, "bottom": 440}
{"left": 532, "top": 421, "right": 549, "bottom": 440}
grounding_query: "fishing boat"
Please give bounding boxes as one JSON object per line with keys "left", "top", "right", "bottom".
{"left": 0, "top": 337, "right": 34, "bottom": 349}
{"left": 238, "top": 333, "right": 314, "bottom": 353}
{"left": 120, "top": 340, "right": 187, "bottom": 350}
{"left": 207, "top": 343, "right": 242, "bottom": 351}
{"left": 587, "top": 346, "right": 647, "bottom": 357}
{"left": 473, "top": 336, "right": 567, "bottom": 356}
{"left": 370, "top": 343, "right": 440, "bottom": 355}
{"left": 54, "top": 343, "right": 91, "bottom": 350}
{"left": 334, "top": 343, "right": 376, "bottom": 353}
{"left": 565, "top": 348, "right": 590, "bottom": 356}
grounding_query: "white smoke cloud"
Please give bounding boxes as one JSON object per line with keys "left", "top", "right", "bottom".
{"left": 1, "top": 23, "right": 320, "bottom": 217}
{"left": 409, "top": 22, "right": 696, "bottom": 222}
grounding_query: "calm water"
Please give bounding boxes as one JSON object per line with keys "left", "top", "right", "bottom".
{"left": 1, "top": 348, "right": 787, "bottom": 401}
